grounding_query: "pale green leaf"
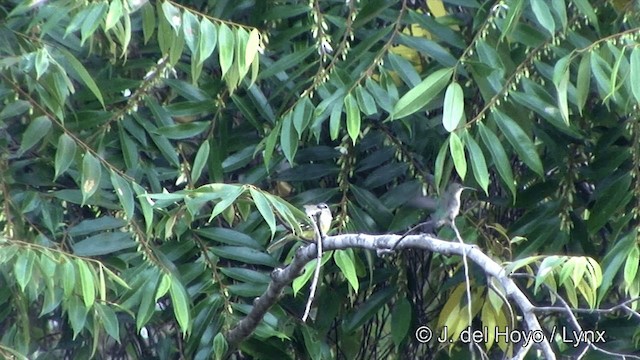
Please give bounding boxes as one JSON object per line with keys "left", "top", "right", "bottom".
{"left": 199, "top": 18, "right": 217, "bottom": 64}
{"left": 392, "top": 68, "right": 452, "bottom": 119}
{"left": 448, "top": 132, "right": 466, "bottom": 180}
{"left": 630, "top": 47, "right": 640, "bottom": 104}
{"left": 54, "top": 133, "right": 77, "bottom": 180}
{"left": 191, "top": 140, "right": 210, "bottom": 183}
{"left": 466, "top": 135, "right": 489, "bottom": 195}
{"left": 81, "top": 152, "right": 102, "bottom": 205}
{"left": 334, "top": 249, "right": 359, "bottom": 293}
{"left": 478, "top": 123, "right": 516, "bottom": 199}
{"left": 218, "top": 23, "right": 234, "bottom": 78}
{"left": 492, "top": 110, "right": 544, "bottom": 177}
{"left": 344, "top": 93, "right": 361, "bottom": 145}
{"left": 77, "top": 260, "right": 96, "bottom": 308}
{"left": 105, "top": 0, "right": 123, "bottom": 31}
{"left": 170, "top": 278, "right": 191, "bottom": 334}
{"left": 442, "top": 81, "right": 464, "bottom": 132}
{"left": 110, "top": 171, "right": 134, "bottom": 220}
{"left": 18, "top": 116, "right": 52, "bottom": 156}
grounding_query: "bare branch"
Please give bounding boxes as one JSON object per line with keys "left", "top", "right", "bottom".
{"left": 225, "top": 233, "right": 556, "bottom": 359}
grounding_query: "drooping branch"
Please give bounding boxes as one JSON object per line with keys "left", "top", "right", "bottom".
{"left": 224, "top": 233, "right": 557, "bottom": 359}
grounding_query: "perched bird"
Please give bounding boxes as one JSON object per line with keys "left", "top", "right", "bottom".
{"left": 303, "top": 203, "right": 332, "bottom": 238}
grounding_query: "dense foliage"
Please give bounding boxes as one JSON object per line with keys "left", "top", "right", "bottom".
{"left": 1, "top": 0, "right": 640, "bottom": 358}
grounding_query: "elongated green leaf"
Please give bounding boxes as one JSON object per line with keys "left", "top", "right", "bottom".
{"left": 391, "top": 68, "right": 452, "bottom": 119}
{"left": 170, "top": 278, "right": 191, "bottom": 334}
{"left": 191, "top": 140, "right": 209, "bottom": 184}
{"left": 18, "top": 116, "right": 52, "bottom": 156}
{"left": 576, "top": 54, "right": 591, "bottom": 114}
{"left": 18, "top": 116, "right": 51, "bottom": 156}
{"left": 624, "top": 245, "right": 639, "bottom": 286}
{"left": 210, "top": 246, "right": 278, "bottom": 267}
{"left": 77, "top": 260, "right": 96, "bottom": 308}
{"left": 344, "top": 93, "right": 361, "bottom": 145}
{"left": 292, "top": 252, "right": 332, "bottom": 296}
{"left": 434, "top": 140, "right": 449, "bottom": 191}
{"left": 553, "top": 56, "right": 571, "bottom": 125}
{"left": 466, "top": 135, "right": 489, "bottom": 195}
{"left": 155, "top": 122, "right": 210, "bottom": 139}
{"left": 245, "top": 28, "right": 260, "bottom": 67}
{"left": 531, "top": 0, "right": 555, "bottom": 35}
{"left": 249, "top": 188, "right": 276, "bottom": 238}
{"left": 182, "top": 10, "right": 199, "bottom": 54}
{"left": 133, "top": 182, "right": 154, "bottom": 234}
{"left": 391, "top": 297, "right": 412, "bottom": 347}
{"left": 14, "top": 250, "right": 35, "bottom": 291}
{"left": 280, "top": 113, "right": 298, "bottom": 164}
{"left": 57, "top": 47, "right": 105, "bottom": 108}
{"left": 334, "top": 249, "right": 359, "bottom": 293}
{"left": 105, "top": 0, "right": 123, "bottom": 31}
{"left": 500, "top": 0, "right": 524, "bottom": 42}
{"left": 329, "top": 101, "right": 342, "bottom": 141}
{"left": 355, "top": 86, "right": 377, "bottom": 116}
{"left": 630, "top": 47, "right": 640, "bottom": 104}
{"left": 448, "top": 132, "right": 466, "bottom": 180}
{"left": 141, "top": 2, "right": 155, "bottom": 43}
{"left": 110, "top": 172, "right": 134, "bottom": 220}
{"left": 492, "top": 110, "right": 543, "bottom": 177}
{"left": 81, "top": 152, "right": 102, "bottom": 205}
{"left": 442, "top": 82, "right": 464, "bottom": 132}
{"left": 208, "top": 184, "right": 245, "bottom": 222}
{"left": 218, "top": 23, "right": 234, "bottom": 78}
{"left": 195, "top": 227, "right": 261, "bottom": 249}
{"left": 73, "top": 232, "right": 135, "bottom": 256}
{"left": 342, "top": 287, "right": 396, "bottom": 334}
{"left": 477, "top": 123, "right": 516, "bottom": 199}
{"left": 199, "top": 18, "right": 217, "bottom": 64}
{"left": 54, "top": 133, "right": 77, "bottom": 180}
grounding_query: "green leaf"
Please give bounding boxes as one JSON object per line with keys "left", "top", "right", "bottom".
{"left": 344, "top": 93, "right": 361, "bottom": 145}
{"left": 14, "top": 250, "right": 35, "bottom": 291}
{"left": 624, "top": 245, "right": 639, "bottom": 287}
{"left": 329, "top": 101, "right": 343, "bottom": 141}
{"left": 96, "top": 303, "right": 119, "bottom": 341}
{"left": 110, "top": 172, "right": 134, "bottom": 220}
{"left": 218, "top": 23, "right": 234, "bottom": 78}
{"left": 280, "top": 112, "right": 298, "bottom": 164}
{"left": 170, "top": 278, "right": 191, "bottom": 334}
{"left": 292, "top": 252, "right": 332, "bottom": 296}
{"left": 81, "top": 152, "right": 102, "bottom": 205}
{"left": 466, "top": 135, "right": 489, "bottom": 195}
{"left": 57, "top": 46, "right": 105, "bottom": 108}
{"left": 334, "top": 249, "right": 359, "bottom": 293}
{"left": 355, "top": 86, "right": 377, "bottom": 116}
{"left": 576, "top": 54, "right": 591, "bottom": 114}
{"left": 73, "top": 232, "right": 135, "bottom": 256}
{"left": 54, "top": 133, "right": 77, "bottom": 180}
{"left": 553, "top": 56, "right": 571, "bottom": 125}
{"left": 391, "top": 68, "right": 452, "bottom": 119}
{"left": 133, "top": 183, "right": 154, "bottom": 234}
{"left": 182, "top": 10, "right": 199, "bottom": 54}
{"left": 156, "top": 273, "right": 171, "bottom": 302}
{"left": 531, "top": 0, "right": 555, "bottom": 35}
{"left": 477, "top": 123, "right": 516, "bottom": 199}
{"left": 77, "top": 260, "right": 96, "bottom": 308}
{"left": 195, "top": 227, "right": 262, "bottom": 249}
{"left": 191, "top": 140, "right": 209, "bottom": 183}
{"left": 434, "top": 140, "right": 449, "bottom": 191}
{"left": 630, "top": 47, "right": 640, "bottom": 104}
{"left": 245, "top": 28, "right": 261, "bottom": 68}
{"left": 391, "top": 297, "right": 412, "bottom": 347}
{"left": 492, "top": 109, "right": 544, "bottom": 177}
{"left": 342, "top": 287, "right": 395, "bottom": 334}
{"left": 500, "top": 0, "right": 524, "bottom": 42}
{"left": 69, "top": 216, "right": 126, "bottom": 236}
{"left": 161, "top": 1, "right": 181, "bottom": 33}
{"left": 141, "top": 2, "right": 155, "bottom": 43}
{"left": 18, "top": 116, "right": 52, "bottom": 156}
{"left": 210, "top": 246, "right": 278, "bottom": 267}
{"left": 213, "top": 332, "right": 228, "bottom": 360}
{"left": 207, "top": 184, "right": 245, "bottom": 222}
{"left": 442, "top": 82, "right": 464, "bottom": 132}
{"left": 199, "top": 18, "right": 217, "bottom": 64}
{"left": 105, "top": 0, "right": 123, "bottom": 31}
{"left": 155, "top": 122, "right": 210, "bottom": 139}
{"left": 249, "top": 188, "right": 276, "bottom": 238}
{"left": 448, "top": 132, "right": 466, "bottom": 180}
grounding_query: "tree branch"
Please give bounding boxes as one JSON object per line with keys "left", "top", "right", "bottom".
{"left": 224, "top": 233, "right": 556, "bottom": 360}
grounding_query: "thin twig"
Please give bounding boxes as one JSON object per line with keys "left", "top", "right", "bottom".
{"left": 302, "top": 213, "right": 323, "bottom": 322}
